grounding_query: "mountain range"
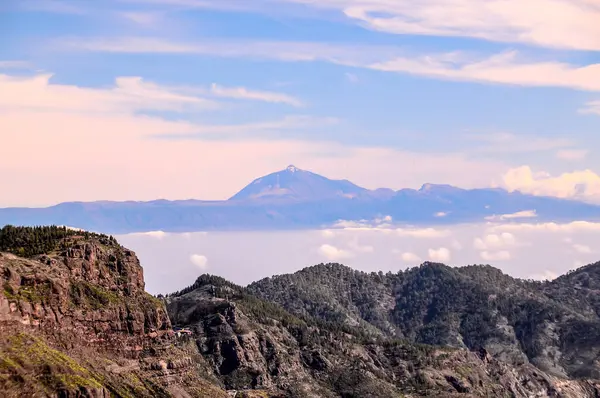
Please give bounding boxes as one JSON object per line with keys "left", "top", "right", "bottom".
{"left": 2, "top": 165, "right": 600, "bottom": 234}
{"left": 2, "top": 226, "right": 600, "bottom": 397}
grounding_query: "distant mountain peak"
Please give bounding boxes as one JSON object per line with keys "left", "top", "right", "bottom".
{"left": 229, "top": 166, "right": 367, "bottom": 201}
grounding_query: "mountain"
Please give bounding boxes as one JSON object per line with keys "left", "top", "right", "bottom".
{"left": 230, "top": 165, "right": 367, "bottom": 201}
{"left": 2, "top": 166, "right": 600, "bottom": 233}
{"left": 2, "top": 226, "right": 600, "bottom": 397}
{"left": 247, "top": 262, "right": 600, "bottom": 380}
{"left": 0, "top": 226, "right": 227, "bottom": 398}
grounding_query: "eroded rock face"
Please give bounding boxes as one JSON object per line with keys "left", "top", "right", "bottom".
{"left": 0, "top": 236, "right": 227, "bottom": 398}
{"left": 166, "top": 281, "right": 600, "bottom": 398}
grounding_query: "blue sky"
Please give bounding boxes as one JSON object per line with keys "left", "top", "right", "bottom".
{"left": 1, "top": 0, "right": 600, "bottom": 206}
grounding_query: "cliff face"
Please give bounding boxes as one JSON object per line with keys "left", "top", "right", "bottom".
{"left": 0, "top": 229, "right": 227, "bottom": 398}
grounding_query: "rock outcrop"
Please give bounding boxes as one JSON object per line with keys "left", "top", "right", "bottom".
{"left": 0, "top": 228, "right": 227, "bottom": 398}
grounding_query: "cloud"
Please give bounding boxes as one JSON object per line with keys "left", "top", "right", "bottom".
{"left": 450, "top": 240, "right": 463, "bottom": 251}
{"left": 0, "top": 61, "right": 31, "bottom": 69}
{"left": 345, "top": 72, "right": 359, "bottom": 83}
{"left": 501, "top": 166, "right": 600, "bottom": 203}
{"left": 129, "top": 0, "right": 600, "bottom": 51}
{"left": 321, "top": 229, "right": 335, "bottom": 238}
{"left": 464, "top": 132, "right": 573, "bottom": 154}
{"left": 428, "top": 247, "right": 451, "bottom": 262}
{"left": 400, "top": 252, "right": 422, "bottom": 263}
{"left": 434, "top": 212, "right": 448, "bottom": 217}
{"left": 370, "top": 51, "right": 600, "bottom": 92}
{"left": 287, "top": 0, "right": 600, "bottom": 51}
{"left": 190, "top": 254, "right": 208, "bottom": 269}
{"left": 118, "top": 11, "right": 163, "bottom": 26}
{"left": 572, "top": 243, "right": 592, "bottom": 254}
{"left": 18, "top": 0, "right": 87, "bottom": 14}
{"left": 59, "top": 38, "right": 600, "bottom": 92}
{"left": 210, "top": 83, "right": 304, "bottom": 107}
{"left": 473, "top": 232, "right": 516, "bottom": 250}
{"left": 579, "top": 100, "right": 600, "bottom": 116}
{"left": 397, "top": 227, "right": 451, "bottom": 238}
{"left": 347, "top": 238, "right": 374, "bottom": 253}
{"left": 556, "top": 149, "right": 588, "bottom": 161}
{"left": 0, "top": 73, "right": 220, "bottom": 114}
{"left": 485, "top": 210, "right": 537, "bottom": 221}
{"left": 0, "top": 69, "right": 509, "bottom": 207}
{"left": 490, "top": 221, "right": 600, "bottom": 233}
{"left": 528, "top": 270, "right": 559, "bottom": 281}
{"left": 130, "top": 230, "right": 168, "bottom": 239}
{"left": 318, "top": 244, "right": 354, "bottom": 260}
{"left": 480, "top": 250, "right": 511, "bottom": 261}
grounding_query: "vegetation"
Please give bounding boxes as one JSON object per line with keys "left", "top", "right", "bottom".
{"left": 69, "top": 281, "right": 121, "bottom": 309}
{"left": 0, "top": 225, "right": 117, "bottom": 257}
{"left": 0, "top": 333, "right": 104, "bottom": 393}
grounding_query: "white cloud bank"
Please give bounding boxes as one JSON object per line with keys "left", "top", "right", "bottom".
{"left": 428, "top": 247, "right": 451, "bottom": 262}
{"left": 400, "top": 252, "right": 422, "bottom": 263}
{"left": 489, "top": 220, "right": 600, "bottom": 234}
{"left": 473, "top": 233, "right": 516, "bottom": 251}
{"left": 190, "top": 254, "right": 208, "bottom": 269}
{"left": 501, "top": 166, "right": 600, "bottom": 203}
{"left": 480, "top": 250, "right": 511, "bottom": 262}
{"left": 318, "top": 244, "right": 354, "bottom": 261}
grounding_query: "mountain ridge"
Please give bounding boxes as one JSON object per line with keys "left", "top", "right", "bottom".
{"left": 2, "top": 225, "right": 600, "bottom": 397}
{"left": 2, "top": 165, "right": 600, "bottom": 233}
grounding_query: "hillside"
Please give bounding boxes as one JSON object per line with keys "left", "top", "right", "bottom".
{"left": 2, "top": 225, "right": 600, "bottom": 397}
{"left": 247, "top": 262, "right": 600, "bottom": 380}
{"left": 3, "top": 166, "right": 600, "bottom": 233}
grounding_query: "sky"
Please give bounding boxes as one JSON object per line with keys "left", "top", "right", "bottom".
{"left": 118, "top": 218, "right": 600, "bottom": 294}
{"left": 2, "top": 0, "right": 600, "bottom": 206}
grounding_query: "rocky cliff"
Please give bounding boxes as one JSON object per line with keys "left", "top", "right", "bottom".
{"left": 0, "top": 226, "right": 227, "bottom": 398}
{"left": 167, "top": 275, "right": 600, "bottom": 397}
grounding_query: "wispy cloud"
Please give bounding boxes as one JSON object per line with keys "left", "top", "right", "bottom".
{"left": 0, "top": 61, "right": 31, "bottom": 69}
{"left": 556, "top": 149, "right": 588, "bottom": 161}
{"left": 0, "top": 73, "right": 220, "bottom": 114}
{"left": 18, "top": 0, "right": 87, "bottom": 14}
{"left": 128, "top": 0, "right": 600, "bottom": 51}
{"left": 463, "top": 132, "right": 574, "bottom": 154}
{"left": 579, "top": 100, "right": 600, "bottom": 115}
{"left": 118, "top": 11, "right": 164, "bottom": 26}
{"left": 60, "top": 37, "right": 600, "bottom": 92}
{"left": 210, "top": 83, "right": 304, "bottom": 107}
{"left": 344, "top": 72, "right": 359, "bottom": 83}
{"left": 485, "top": 210, "right": 537, "bottom": 221}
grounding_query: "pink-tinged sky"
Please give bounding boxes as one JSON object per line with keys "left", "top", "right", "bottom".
{"left": 1, "top": 0, "right": 600, "bottom": 206}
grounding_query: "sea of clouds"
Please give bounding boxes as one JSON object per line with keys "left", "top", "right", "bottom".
{"left": 117, "top": 214, "right": 600, "bottom": 294}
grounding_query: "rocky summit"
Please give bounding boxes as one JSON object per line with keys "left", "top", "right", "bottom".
{"left": 2, "top": 225, "right": 600, "bottom": 397}
{"left": 0, "top": 226, "right": 226, "bottom": 398}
